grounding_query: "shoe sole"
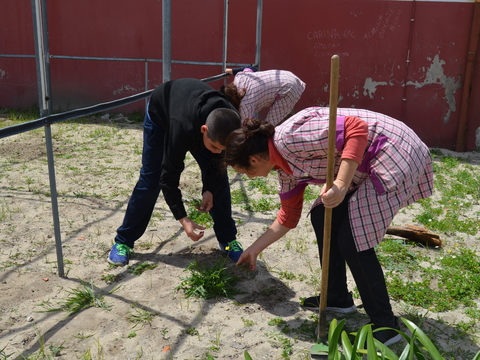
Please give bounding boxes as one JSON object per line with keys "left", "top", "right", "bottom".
{"left": 107, "top": 258, "right": 127, "bottom": 266}
{"left": 107, "top": 252, "right": 128, "bottom": 266}
{"left": 382, "top": 333, "right": 402, "bottom": 346}
{"left": 303, "top": 304, "right": 357, "bottom": 314}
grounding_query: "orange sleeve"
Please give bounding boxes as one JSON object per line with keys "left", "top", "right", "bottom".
{"left": 341, "top": 116, "right": 369, "bottom": 164}
{"left": 276, "top": 188, "right": 304, "bottom": 229}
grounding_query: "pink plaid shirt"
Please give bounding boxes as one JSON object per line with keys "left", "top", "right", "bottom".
{"left": 234, "top": 69, "right": 306, "bottom": 126}
{"left": 273, "top": 107, "right": 434, "bottom": 251}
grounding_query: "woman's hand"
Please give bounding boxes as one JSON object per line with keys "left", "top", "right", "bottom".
{"left": 320, "top": 180, "right": 347, "bottom": 208}
{"left": 236, "top": 246, "right": 261, "bottom": 271}
{"left": 321, "top": 158, "right": 358, "bottom": 208}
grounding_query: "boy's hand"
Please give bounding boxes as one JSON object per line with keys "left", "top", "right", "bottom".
{"left": 179, "top": 217, "right": 206, "bottom": 241}
{"left": 198, "top": 191, "right": 213, "bottom": 212}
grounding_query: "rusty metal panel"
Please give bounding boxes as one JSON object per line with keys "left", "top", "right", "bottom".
{"left": 0, "top": 0, "right": 478, "bottom": 150}
{"left": 260, "top": 0, "right": 477, "bottom": 150}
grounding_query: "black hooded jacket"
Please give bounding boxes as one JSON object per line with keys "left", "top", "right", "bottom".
{"left": 148, "top": 78, "right": 237, "bottom": 220}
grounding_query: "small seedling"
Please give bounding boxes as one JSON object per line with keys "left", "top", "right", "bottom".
{"left": 126, "top": 303, "right": 156, "bottom": 329}
{"left": 127, "top": 262, "right": 158, "bottom": 276}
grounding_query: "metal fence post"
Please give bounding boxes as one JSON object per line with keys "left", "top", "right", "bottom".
{"left": 255, "top": 0, "right": 263, "bottom": 69}
{"left": 31, "top": 0, "right": 65, "bottom": 277}
{"left": 162, "top": 0, "right": 172, "bottom": 83}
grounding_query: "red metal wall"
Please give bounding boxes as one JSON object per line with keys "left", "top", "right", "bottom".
{"left": 0, "top": 0, "right": 479, "bottom": 151}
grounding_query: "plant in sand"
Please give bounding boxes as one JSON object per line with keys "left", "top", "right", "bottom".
{"left": 39, "top": 280, "right": 120, "bottom": 316}
{"left": 126, "top": 303, "right": 156, "bottom": 329}
{"left": 185, "top": 198, "right": 214, "bottom": 227}
{"left": 176, "top": 260, "right": 243, "bottom": 299}
{"left": 127, "top": 261, "right": 158, "bottom": 276}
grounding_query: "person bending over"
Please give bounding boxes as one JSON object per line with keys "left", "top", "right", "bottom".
{"left": 108, "top": 78, "right": 243, "bottom": 266}
{"left": 221, "top": 66, "right": 305, "bottom": 126}
{"left": 224, "top": 107, "right": 433, "bottom": 346}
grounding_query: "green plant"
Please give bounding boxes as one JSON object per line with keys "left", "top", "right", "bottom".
{"left": 39, "top": 280, "right": 120, "bottom": 315}
{"left": 127, "top": 261, "right": 158, "bottom": 276}
{"left": 0, "top": 345, "right": 14, "bottom": 359}
{"left": 241, "top": 317, "right": 256, "bottom": 327}
{"left": 72, "top": 332, "right": 95, "bottom": 340}
{"left": 77, "top": 338, "right": 105, "bottom": 360}
{"left": 101, "top": 273, "right": 119, "bottom": 284}
{"left": 185, "top": 199, "right": 214, "bottom": 227}
{"left": 126, "top": 303, "right": 156, "bottom": 329}
{"left": 266, "top": 331, "right": 295, "bottom": 358}
{"left": 185, "top": 327, "right": 199, "bottom": 335}
{"left": 378, "top": 241, "right": 480, "bottom": 313}
{"left": 247, "top": 177, "right": 277, "bottom": 194}
{"left": 268, "top": 317, "right": 286, "bottom": 326}
{"left": 176, "top": 260, "right": 243, "bottom": 299}
{"left": 49, "top": 341, "right": 65, "bottom": 357}
{"left": 249, "top": 197, "right": 278, "bottom": 212}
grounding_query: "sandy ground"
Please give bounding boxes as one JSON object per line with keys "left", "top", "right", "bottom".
{"left": 0, "top": 115, "right": 479, "bottom": 359}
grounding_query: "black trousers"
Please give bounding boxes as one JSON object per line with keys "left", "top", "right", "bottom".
{"left": 310, "top": 193, "right": 395, "bottom": 327}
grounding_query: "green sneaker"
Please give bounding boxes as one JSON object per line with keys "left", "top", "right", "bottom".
{"left": 108, "top": 243, "right": 132, "bottom": 266}
{"left": 218, "top": 240, "right": 244, "bottom": 262}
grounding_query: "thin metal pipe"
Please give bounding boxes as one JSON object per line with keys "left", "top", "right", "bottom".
{"left": 0, "top": 54, "right": 36, "bottom": 58}
{"left": 3, "top": 53, "right": 250, "bottom": 68}
{"left": 222, "top": 0, "right": 228, "bottom": 72}
{"left": 162, "top": 0, "right": 172, "bottom": 82}
{"left": 0, "top": 72, "right": 229, "bottom": 139}
{"left": 31, "top": 0, "right": 64, "bottom": 277}
{"left": 401, "top": 0, "right": 416, "bottom": 122}
{"left": 255, "top": 0, "right": 263, "bottom": 69}
{"left": 41, "top": 0, "right": 52, "bottom": 115}
{"left": 145, "top": 61, "right": 149, "bottom": 109}
{"left": 44, "top": 124, "right": 65, "bottom": 277}
{"left": 456, "top": 0, "right": 480, "bottom": 152}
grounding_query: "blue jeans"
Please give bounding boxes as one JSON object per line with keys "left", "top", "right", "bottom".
{"left": 115, "top": 113, "right": 237, "bottom": 248}
{"left": 310, "top": 192, "right": 395, "bottom": 327}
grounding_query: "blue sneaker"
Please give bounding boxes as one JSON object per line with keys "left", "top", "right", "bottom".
{"left": 108, "top": 243, "right": 132, "bottom": 266}
{"left": 218, "top": 240, "right": 244, "bottom": 262}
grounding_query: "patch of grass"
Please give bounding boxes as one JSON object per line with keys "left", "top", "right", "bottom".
{"left": 249, "top": 197, "right": 279, "bottom": 212}
{"left": 0, "top": 106, "right": 40, "bottom": 128}
{"left": 247, "top": 177, "right": 277, "bottom": 195}
{"left": 378, "top": 241, "right": 480, "bottom": 312}
{"left": 126, "top": 303, "right": 156, "bottom": 329}
{"left": 185, "top": 327, "right": 199, "bottom": 336}
{"left": 176, "top": 260, "right": 243, "bottom": 299}
{"left": 241, "top": 317, "right": 256, "bottom": 327}
{"left": 415, "top": 154, "right": 480, "bottom": 235}
{"left": 101, "top": 273, "right": 120, "bottom": 284}
{"left": 38, "top": 280, "right": 120, "bottom": 316}
{"left": 266, "top": 331, "right": 295, "bottom": 358}
{"left": 127, "top": 261, "right": 158, "bottom": 276}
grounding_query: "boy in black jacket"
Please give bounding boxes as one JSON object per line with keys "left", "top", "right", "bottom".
{"left": 108, "top": 78, "right": 242, "bottom": 266}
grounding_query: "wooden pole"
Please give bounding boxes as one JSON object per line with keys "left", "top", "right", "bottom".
{"left": 317, "top": 54, "right": 340, "bottom": 342}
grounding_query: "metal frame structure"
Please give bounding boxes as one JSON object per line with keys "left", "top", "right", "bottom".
{"left": 0, "top": 0, "right": 264, "bottom": 277}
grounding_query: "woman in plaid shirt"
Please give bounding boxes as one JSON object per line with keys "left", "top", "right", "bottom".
{"left": 221, "top": 67, "right": 305, "bottom": 126}
{"left": 224, "top": 106, "right": 433, "bottom": 346}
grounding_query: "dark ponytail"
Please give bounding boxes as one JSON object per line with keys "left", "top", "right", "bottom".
{"left": 224, "top": 118, "right": 275, "bottom": 170}
{"left": 219, "top": 83, "right": 245, "bottom": 111}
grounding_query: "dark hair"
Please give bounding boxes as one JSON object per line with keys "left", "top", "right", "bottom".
{"left": 224, "top": 118, "right": 275, "bottom": 170}
{"left": 219, "top": 83, "right": 245, "bottom": 111}
{"left": 205, "top": 108, "right": 241, "bottom": 145}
